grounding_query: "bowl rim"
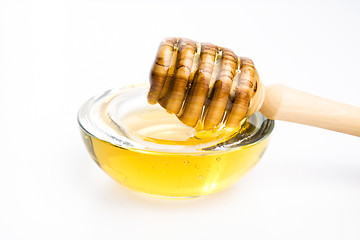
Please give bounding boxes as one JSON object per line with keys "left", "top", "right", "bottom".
{"left": 77, "top": 84, "right": 275, "bottom": 154}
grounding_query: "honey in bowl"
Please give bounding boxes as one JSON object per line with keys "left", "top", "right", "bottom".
{"left": 78, "top": 85, "right": 274, "bottom": 198}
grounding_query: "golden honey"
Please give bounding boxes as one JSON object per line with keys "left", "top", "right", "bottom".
{"left": 78, "top": 85, "right": 273, "bottom": 198}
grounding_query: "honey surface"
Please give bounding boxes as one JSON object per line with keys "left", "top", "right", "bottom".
{"left": 81, "top": 107, "right": 269, "bottom": 197}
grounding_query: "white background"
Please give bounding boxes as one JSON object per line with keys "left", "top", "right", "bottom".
{"left": 1, "top": 0, "right": 360, "bottom": 239}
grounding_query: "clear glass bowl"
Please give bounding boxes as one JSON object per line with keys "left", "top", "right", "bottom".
{"left": 78, "top": 85, "right": 274, "bottom": 198}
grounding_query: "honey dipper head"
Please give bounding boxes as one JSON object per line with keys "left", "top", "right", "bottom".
{"left": 148, "top": 38, "right": 265, "bottom": 130}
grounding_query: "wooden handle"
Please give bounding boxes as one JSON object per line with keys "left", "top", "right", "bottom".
{"left": 260, "top": 84, "right": 360, "bottom": 137}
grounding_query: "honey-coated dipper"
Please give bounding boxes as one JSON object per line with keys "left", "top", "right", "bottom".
{"left": 148, "top": 38, "right": 360, "bottom": 137}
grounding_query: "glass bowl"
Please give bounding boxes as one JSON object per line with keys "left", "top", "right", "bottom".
{"left": 78, "top": 85, "right": 274, "bottom": 198}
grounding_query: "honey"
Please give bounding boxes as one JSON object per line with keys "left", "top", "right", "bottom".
{"left": 78, "top": 85, "right": 273, "bottom": 198}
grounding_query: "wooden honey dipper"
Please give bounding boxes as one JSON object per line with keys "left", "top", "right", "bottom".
{"left": 148, "top": 38, "right": 360, "bottom": 137}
